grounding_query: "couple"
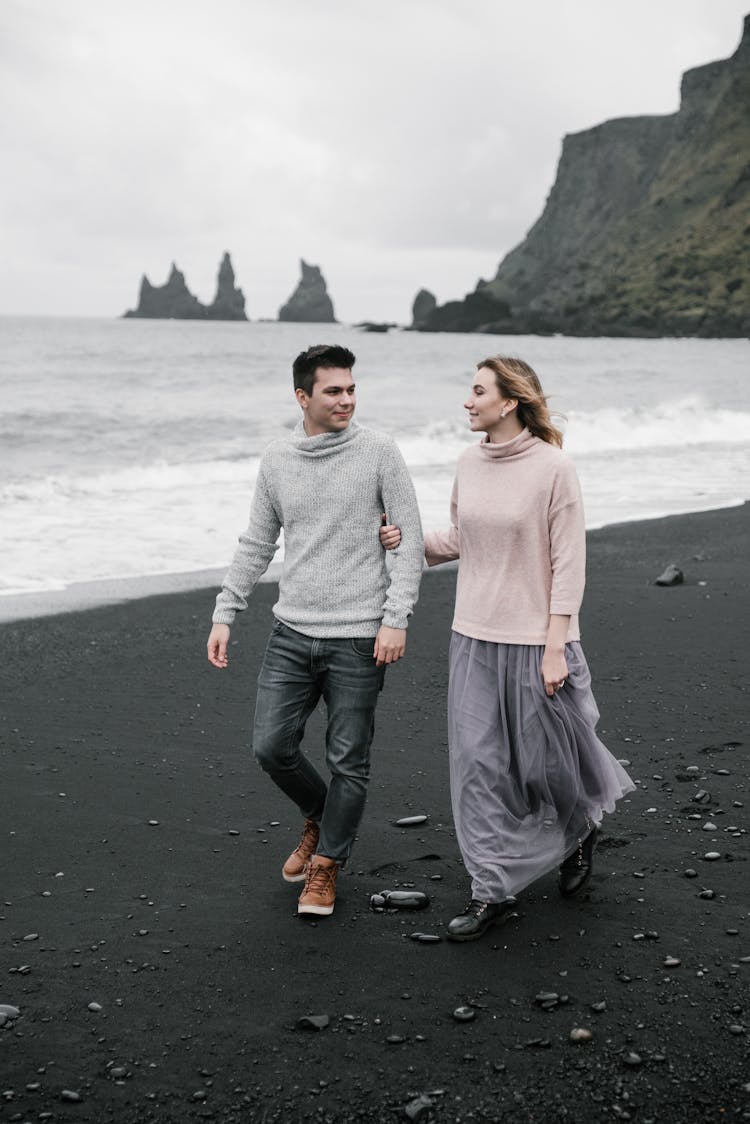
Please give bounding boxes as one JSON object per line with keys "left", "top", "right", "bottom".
{"left": 207, "top": 344, "right": 633, "bottom": 940}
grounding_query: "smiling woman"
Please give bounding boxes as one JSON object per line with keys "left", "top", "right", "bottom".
{"left": 416, "top": 354, "right": 635, "bottom": 940}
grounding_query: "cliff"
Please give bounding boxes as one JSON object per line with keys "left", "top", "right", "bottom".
{"left": 124, "top": 253, "right": 247, "bottom": 320}
{"left": 278, "top": 260, "right": 336, "bottom": 323}
{"left": 420, "top": 15, "right": 750, "bottom": 338}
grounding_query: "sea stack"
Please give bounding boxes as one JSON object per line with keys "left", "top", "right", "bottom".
{"left": 410, "top": 288, "right": 437, "bottom": 329}
{"left": 207, "top": 252, "right": 248, "bottom": 320}
{"left": 124, "top": 263, "right": 205, "bottom": 320}
{"left": 123, "top": 253, "right": 248, "bottom": 320}
{"left": 278, "top": 259, "right": 336, "bottom": 323}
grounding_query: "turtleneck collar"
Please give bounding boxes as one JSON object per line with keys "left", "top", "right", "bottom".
{"left": 291, "top": 418, "right": 361, "bottom": 456}
{"left": 477, "top": 426, "right": 538, "bottom": 460}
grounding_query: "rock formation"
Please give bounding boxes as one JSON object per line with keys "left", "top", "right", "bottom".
{"left": 417, "top": 15, "right": 750, "bottom": 338}
{"left": 278, "top": 260, "right": 336, "bottom": 323}
{"left": 207, "top": 252, "right": 248, "bottom": 320}
{"left": 124, "top": 253, "right": 248, "bottom": 320}
{"left": 410, "top": 289, "right": 437, "bottom": 329}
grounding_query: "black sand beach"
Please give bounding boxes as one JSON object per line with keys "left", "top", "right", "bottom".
{"left": 2, "top": 505, "right": 749, "bottom": 1123}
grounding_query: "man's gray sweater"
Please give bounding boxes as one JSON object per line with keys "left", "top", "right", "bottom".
{"left": 212, "top": 421, "right": 423, "bottom": 636}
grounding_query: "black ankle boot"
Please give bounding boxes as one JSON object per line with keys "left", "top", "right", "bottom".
{"left": 446, "top": 897, "right": 517, "bottom": 942}
{"left": 559, "top": 826, "right": 598, "bottom": 897}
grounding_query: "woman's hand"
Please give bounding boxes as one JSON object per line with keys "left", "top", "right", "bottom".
{"left": 541, "top": 647, "right": 569, "bottom": 697}
{"left": 379, "top": 513, "right": 402, "bottom": 551}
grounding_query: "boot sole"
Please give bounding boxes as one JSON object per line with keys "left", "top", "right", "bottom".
{"left": 298, "top": 903, "right": 335, "bottom": 916}
{"left": 282, "top": 870, "right": 307, "bottom": 883}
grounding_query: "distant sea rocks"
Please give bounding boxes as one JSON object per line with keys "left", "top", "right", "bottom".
{"left": 123, "top": 254, "right": 339, "bottom": 324}
{"left": 124, "top": 252, "right": 247, "bottom": 321}
{"left": 415, "top": 14, "right": 750, "bottom": 339}
{"left": 279, "top": 259, "right": 336, "bottom": 323}
{"left": 410, "top": 289, "right": 437, "bottom": 329}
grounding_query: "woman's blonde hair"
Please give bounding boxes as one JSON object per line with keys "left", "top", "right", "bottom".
{"left": 478, "top": 356, "right": 564, "bottom": 448}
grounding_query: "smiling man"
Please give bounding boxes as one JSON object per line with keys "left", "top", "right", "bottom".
{"left": 207, "top": 344, "right": 423, "bottom": 918}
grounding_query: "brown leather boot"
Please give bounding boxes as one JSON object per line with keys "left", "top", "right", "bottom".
{"left": 297, "top": 855, "right": 338, "bottom": 916}
{"left": 281, "top": 819, "right": 320, "bottom": 883}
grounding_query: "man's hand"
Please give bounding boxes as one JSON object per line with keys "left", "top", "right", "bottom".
{"left": 373, "top": 625, "right": 406, "bottom": 667}
{"left": 207, "top": 623, "right": 231, "bottom": 668}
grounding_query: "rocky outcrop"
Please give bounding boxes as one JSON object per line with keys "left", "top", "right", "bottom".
{"left": 410, "top": 289, "right": 437, "bottom": 329}
{"left": 418, "top": 15, "right": 750, "bottom": 338}
{"left": 124, "top": 253, "right": 248, "bottom": 320}
{"left": 207, "top": 252, "right": 247, "bottom": 320}
{"left": 278, "top": 260, "right": 336, "bottom": 323}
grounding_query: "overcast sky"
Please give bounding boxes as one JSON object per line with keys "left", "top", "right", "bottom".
{"left": 1, "top": 1, "right": 746, "bottom": 323}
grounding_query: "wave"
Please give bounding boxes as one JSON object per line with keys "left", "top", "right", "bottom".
{"left": 1, "top": 456, "right": 262, "bottom": 503}
{"left": 397, "top": 396, "right": 750, "bottom": 464}
{"left": 2, "top": 394, "right": 748, "bottom": 508}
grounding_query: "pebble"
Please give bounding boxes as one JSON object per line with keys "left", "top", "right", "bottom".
{"left": 410, "top": 932, "right": 441, "bottom": 943}
{"left": 386, "top": 1034, "right": 406, "bottom": 1044}
{"left": 704, "top": 852, "right": 721, "bottom": 861}
{"left": 623, "top": 1052, "right": 643, "bottom": 1067}
{"left": 684, "top": 869, "right": 698, "bottom": 878}
{"left": 296, "top": 1014, "right": 329, "bottom": 1031}
{"left": 22, "top": 934, "right": 38, "bottom": 942}
{"left": 87, "top": 1002, "right": 102, "bottom": 1013}
{"left": 60, "top": 1090, "right": 82, "bottom": 1103}
{"left": 0, "top": 1005, "right": 20, "bottom": 1019}
{"left": 570, "top": 1027, "right": 592, "bottom": 1042}
{"left": 394, "top": 815, "right": 428, "bottom": 827}
{"left": 702, "top": 822, "right": 718, "bottom": 831}
{"left": 654, "top": 563, "right": 683, "bottom": 586}
{"left": 591, "top": 1001, "right": 606, "bottom": 1013}
{"left": 699, "top": 889, "right": 716, "bottom": 900}
{"left": 664, "top": 956, "right": 681, "bottom": 968}
{"left": 370, "top": 890, "right": 429, "bottom": 911}
{"left": 147, "top": 820, "right": 159, "bottom": 826}
{"left": 729, "top": 1025, "right": 746, "bottom": 1036}
{"left": 452, "top": 1006, "right": 476, "bottom": 1022}
{"left": 404, "top": 1094, "right": 434, "bottom": 1121}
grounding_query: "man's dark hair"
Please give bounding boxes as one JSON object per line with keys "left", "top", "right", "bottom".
{"left": 292, "top": 344, "right": 356, "bottom": 396}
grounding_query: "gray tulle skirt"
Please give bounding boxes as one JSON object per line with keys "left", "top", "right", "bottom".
{"left": 448, "top": 632, "right": 635, "bottom": 902}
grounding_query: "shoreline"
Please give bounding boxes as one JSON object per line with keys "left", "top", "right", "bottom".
{"left": 0, "top": 498, "right": 746, "bottom": 624}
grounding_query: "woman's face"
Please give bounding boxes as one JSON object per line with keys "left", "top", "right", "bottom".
{"left": 464, "top": 366, "right": 508, "bottom": 434}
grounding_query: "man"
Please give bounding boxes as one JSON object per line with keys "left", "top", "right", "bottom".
{"left": 207, "top": 344, "right": 423, "bottom": 918}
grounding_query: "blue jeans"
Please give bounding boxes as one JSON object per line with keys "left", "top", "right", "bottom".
{"left": 252, "top": 619, "right": 385, "bottom": 864}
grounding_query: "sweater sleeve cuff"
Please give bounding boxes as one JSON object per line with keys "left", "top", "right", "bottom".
{"left": 381, "top": 611, "right": 410, "bottom": 630}
{"left": 212, "top": 607, "right": 237, "bottom": 625}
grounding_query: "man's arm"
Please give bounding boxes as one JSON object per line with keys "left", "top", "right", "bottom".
{"left": 207, "top": 462, "right": 282, "bottom": 667}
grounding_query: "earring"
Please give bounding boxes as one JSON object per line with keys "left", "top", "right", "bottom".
{"left": 500, "top": 409, "right": 506, "bottom": 418}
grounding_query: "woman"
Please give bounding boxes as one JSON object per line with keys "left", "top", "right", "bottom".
{"left": 382, "top": 356, "right": 634, "bottom": 941}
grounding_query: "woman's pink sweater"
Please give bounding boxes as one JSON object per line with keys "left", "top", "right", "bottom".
{"left": 424, "top": 428, "right": 585, "bottom": 645}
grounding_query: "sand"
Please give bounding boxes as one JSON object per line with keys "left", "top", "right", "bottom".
{"left": 1, "top": 504, "right": 748, "bottom": 1122}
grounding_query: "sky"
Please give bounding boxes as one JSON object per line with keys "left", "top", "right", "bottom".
{"left": 1, "top": 0, "right": 747, "bottom": 324}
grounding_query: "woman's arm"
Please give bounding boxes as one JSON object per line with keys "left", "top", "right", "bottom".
{"left": 541, "top": 613, "right": 570, "bottom": 697}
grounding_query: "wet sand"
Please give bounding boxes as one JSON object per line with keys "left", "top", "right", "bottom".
{"left": 1, "top": 504, "right": 749, "bottom": 1122}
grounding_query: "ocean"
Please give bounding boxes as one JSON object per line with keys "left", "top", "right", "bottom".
{"left": 1, "top": 316, "right": 748, "bottom": 608}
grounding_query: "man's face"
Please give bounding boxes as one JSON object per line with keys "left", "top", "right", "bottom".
{"left": 296, "top": 367, "right": 356, "bottom": 435}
